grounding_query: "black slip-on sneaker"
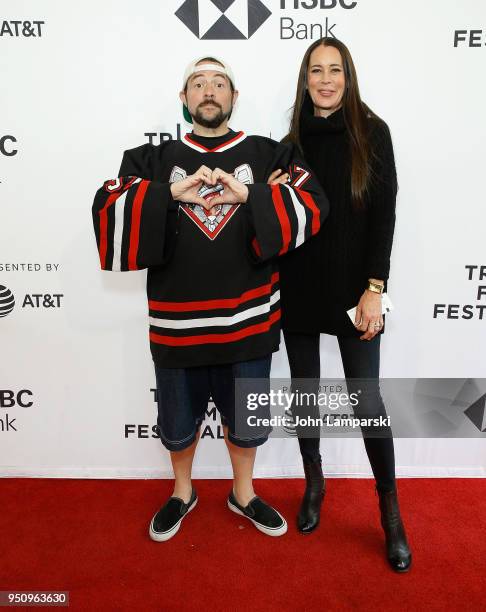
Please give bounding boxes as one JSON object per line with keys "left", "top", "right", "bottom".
{"left": 227, "top": 490, "right": 287, "bottom": 537}
{"left": 149, "top": 488, "right": 197, "bottom": 542}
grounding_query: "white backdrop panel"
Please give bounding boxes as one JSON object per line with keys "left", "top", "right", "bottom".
{"left": 1, "top": 0, "right": 485, "bottom": 478}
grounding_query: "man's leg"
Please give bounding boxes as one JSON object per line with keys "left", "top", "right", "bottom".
{"left": 210, "top": 356, "right": 270, "bottom": 506}
{"left": 210, "top": 355, "right": 287, "bottom": 536}
{"left": 222, "top": 425, "right": 256, "bottom": 506}
{"left": 149, "top": 365, "right": 209, "bottom": 541}
{"left": 170, "top": 430, "right": 201, "bottom": 503}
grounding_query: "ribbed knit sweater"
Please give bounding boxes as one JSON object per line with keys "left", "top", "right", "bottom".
{"left": 279, "top": 95, "right": 398, "bottom": 336}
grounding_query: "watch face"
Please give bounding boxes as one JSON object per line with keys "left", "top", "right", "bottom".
{"left": 368, "top": 283, "right": 383, "bottom": 293}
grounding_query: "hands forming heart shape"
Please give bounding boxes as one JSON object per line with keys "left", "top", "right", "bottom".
{"left": 197, "top": 182, "right": 225, "bottom": 216}
{"left": 198, "top": 181, "right": 224, "bottom": 202}
{"left": 169, "top": 165, "right": 249, "bottom": 211}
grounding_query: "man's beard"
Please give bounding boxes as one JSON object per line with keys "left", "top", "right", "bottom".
{"left": 193, "top": 102, "right": 231, "bottom": 128}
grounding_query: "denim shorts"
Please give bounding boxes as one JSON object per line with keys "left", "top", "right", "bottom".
{"left": 154, "top": 355, "right": 273, "bottom": 451}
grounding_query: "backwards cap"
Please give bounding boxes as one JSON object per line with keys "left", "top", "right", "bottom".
{"left": 182, "top": 56, "right": 235, "bottom": 123}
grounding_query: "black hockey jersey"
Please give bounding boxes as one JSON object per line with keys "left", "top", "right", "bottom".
{"left": 92, "top": 130, "right": 329, "bottom": 368}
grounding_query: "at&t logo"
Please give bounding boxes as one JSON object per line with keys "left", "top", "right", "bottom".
{"left": 0, "top": 285, "right": 15, "bottom": 318}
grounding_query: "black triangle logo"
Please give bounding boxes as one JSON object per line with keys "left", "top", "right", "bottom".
{"left": 201, "top": 14, "right": 246, "bottom": 39}
{"left": 464, "top": 393, "right": 486, "bottom": 432}
{"left": 211, "top": 0, "right": 236, "bottom": 12}
{"left": 175, "top": 0, "right": 199, "bottom": 38}
{"left": 248, "top": 0, "right": 272, "bottom": 38}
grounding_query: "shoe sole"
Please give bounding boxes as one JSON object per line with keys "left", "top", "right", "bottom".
{"left": 149, "top": 497, "right": 198, "bottom": 542}
{"left": 227, "top": 499, "right": 288, "bottom": 537}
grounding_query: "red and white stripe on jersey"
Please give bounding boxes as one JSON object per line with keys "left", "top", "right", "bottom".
{"left": 289, "top": 164, "right": 311, "bottom": 188}
{"left": 96, "top": 177, "right": 146, "bottom": 270}
{"left": 270, "top": 182, "right": 321, "bottom": 254}
{"left": 93, "top": 176, "right": 168, "bottom": 271}
{"left": 148, "top": 272, "right": 280, "bottom": 346}
{"left": 149, "top": 311, "right": 281, "bottom": 347}
{"left": 182, "top": 131, "right": 247, "bottom": 153}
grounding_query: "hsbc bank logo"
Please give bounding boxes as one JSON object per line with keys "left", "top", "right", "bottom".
{"left": 176, "top": 0, "right": 271, "bottom": 39}
{"left": 1, "top": 136, "right": 17, "bottom": 157}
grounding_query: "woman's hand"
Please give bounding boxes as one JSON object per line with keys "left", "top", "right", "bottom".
{"left": 267, "top": 168, "right": 289, "bottom": 185}
{"left": 354, "top": 290, "right": 383, "bottom": 340}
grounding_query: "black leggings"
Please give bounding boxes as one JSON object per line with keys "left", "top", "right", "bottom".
{"left": 283, "top": 330, "right": 396, "bottom": 493}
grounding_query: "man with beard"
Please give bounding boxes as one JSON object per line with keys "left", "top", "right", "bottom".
{"left": 92, "top": 56, "right": 329, "bottom": 541}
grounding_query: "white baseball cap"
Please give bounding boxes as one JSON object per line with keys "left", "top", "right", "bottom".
{"left": 182, "top": 56, "right": 235, "bottom": 123}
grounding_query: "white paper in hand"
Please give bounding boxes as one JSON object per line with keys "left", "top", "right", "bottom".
{"left": 347, "top": 293, "right": 394, "bottom": 323}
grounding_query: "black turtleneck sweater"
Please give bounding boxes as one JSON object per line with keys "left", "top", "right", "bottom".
{"left": 279, "top": 97, "right": 397, "bottom": 337}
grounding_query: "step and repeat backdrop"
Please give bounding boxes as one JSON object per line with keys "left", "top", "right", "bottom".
{"left": 1, "top": 0, "right": 485, "bottom": 478}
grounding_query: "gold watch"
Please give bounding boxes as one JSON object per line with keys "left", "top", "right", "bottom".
{"left": 367, "top": 281, "right": 384, "bottom": 294}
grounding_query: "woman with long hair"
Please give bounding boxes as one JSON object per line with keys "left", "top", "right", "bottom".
{"left": 277, "top": 37, "right": 412, "bottom": 572}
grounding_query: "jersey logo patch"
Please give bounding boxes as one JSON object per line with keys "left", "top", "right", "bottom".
{"left": 170, "top": 163, "right": 253, "bottom": 241}
{"left": 181, "top": 202, "right": 240, "bottom": 240}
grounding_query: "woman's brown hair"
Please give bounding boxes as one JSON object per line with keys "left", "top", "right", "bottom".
{"left": 284, "top": 37, "right": 379, "bottom": 205}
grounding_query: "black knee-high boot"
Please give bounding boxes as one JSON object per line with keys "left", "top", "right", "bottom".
{"left": 297, "top": 459, "right": 326, "bottom": 533}
{"left": 377, "top": 485, "right": 412, "bottom": 572}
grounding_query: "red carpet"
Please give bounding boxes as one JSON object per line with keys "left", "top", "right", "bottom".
{"left": 1, "top": 478, "right": 484, "bottom": 611}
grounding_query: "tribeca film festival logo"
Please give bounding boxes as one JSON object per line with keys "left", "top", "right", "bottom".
{"left": 175, "top": 0, "right": 356, "bottom": 41}
{"left": 0, "top": 20, "right": 45, "bottom": 37}
{"left": 454, "top": 29, "right": 486, "bottom": 48}
{"left": 124, "top": 389, "right": 224, "bottom": 440}
{"left": 433, "top": 265, "right": 486, "bottom": 320}
{"left": 0, "top": 389, "right": 33, "bottom": 433}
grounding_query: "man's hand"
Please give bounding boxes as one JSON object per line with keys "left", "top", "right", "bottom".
{"left": 170, "top": 165, "right": 213, "bottom": 208}
{"left": 267, "top": 168, "right": 289, "bottom": 185}
{"left": 354, "top": 290, "right": 383, "bottom": 341}
{"left": 206, "top": 168, "right": 249, "bottom": 206}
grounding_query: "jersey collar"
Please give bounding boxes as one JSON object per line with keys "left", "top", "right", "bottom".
{"left": 182, "top": 130, "right": 246, "bottom": 153}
